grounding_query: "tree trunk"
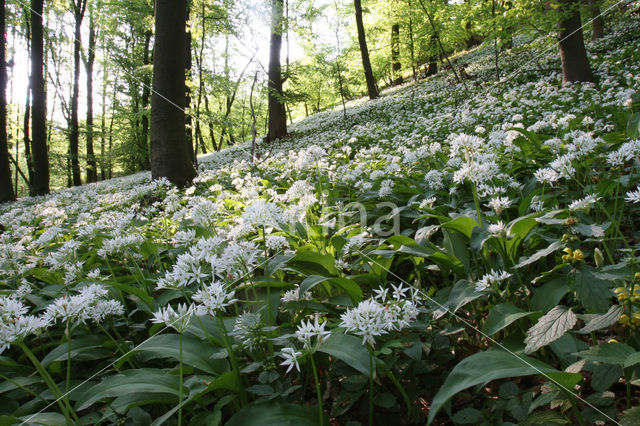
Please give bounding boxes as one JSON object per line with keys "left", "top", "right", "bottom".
{"left": 23, "top": 12, "right": 34, "bottom": 186}
{"left": 558, "top": 0, "right": 594, "bottom": 84}
{"left": 391, "top": 23, "right": 401, "bottom": 85}
{"left": 140, "top": 29, "right": 152, "bottom": 170}
{"left": 266, "top": 0, "right": 287, "bottom": 143}
{"left": 30, "top": 0, "right": 48, "bottom": 195}
{"left": 185, "top": 21, "right": 195, "bottom": 164}
{"left": 69, "top": 0, "right": 87, "bottom": 186}
{"left": 0, "top": 0, "right": 15, "bottom": 202}
{"left": 427, "top": 35, "right": 438, "bottom": 76}
{"left": 85, "top": 4, "right": 97, "bottom": 183}
{"left": 354, "top": 0, "right": 378, "bottom": 99}
{"left": 589, "top": 0, "right": 604, "bottom": 40}
{"left": 150, "top": 0, "right": 196, "bottom": 187}
{"left": 407, "top": 10, "right": 416, "bottom": 81}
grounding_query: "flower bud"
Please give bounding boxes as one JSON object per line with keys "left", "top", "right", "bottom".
{"left": 594, "top": 248, "right": 604, "bottom": 268}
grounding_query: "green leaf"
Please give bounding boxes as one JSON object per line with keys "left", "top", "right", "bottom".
{"left": 620, "top": 406, "right": 640, "bottom": 426}
{"left": 515, "top": 241, "right": 563, "bottom": 269}
{"left": 450, "top": 407, "right": 483, "bottom": 424}
{"left": 578, "top": 305, "right": 622, "bottom": 334}
{"left": 287, "top": 251, "right": 337, "bottom": 276}
{"left": 519, "top": 411, "right": 569, "bottom": 425}
{"left": 107, "top": 281, "right": 154, "bottom": 310}
{"left": 41, "top": 335, "right": 108, "bottom": 367}
{"left": 575, "top": 342, "right": 636, "bottom": 365}
{"left": 120, "top": 333, "right": 228, "bottom": 375}
{"left": 427, "top": 349, "right": 577, "bottom": 424}
{"left": 441, "top": 216, "right": 479, "bottom": 239}
{"left": 625, "top": 352, "right": 640, "bottom": 368}
{"left": 299, "top": 275, "right": 362, "bottom": 303}
{"left": 524, "top": 306, "right": 577, "bottom": 354}
{"left": 226, "top": 402, "right": 326, "bottom": 426}
{"left": 571, "top": 267, "right": 612, "bottom": 313}
{"left": 627, "top": 112, "right": 640, "bottom": 139}
{"left": 17, "top": 412, "right": 67, "bottom": 425}
{"left": 591, "top": 363, "right": 622, "bottom": 392}
{"left": 318, "top": 332, "right": 371, "bottom": 377}
{"left": 75, "top": 369, "right": 180, "bottom": 410}
{"left": 483, "top": 303, "right": 534, "bottom": 336}
{"left": 433, "top": 280, "right": 483, "bottom": 319}
{"left": 530, "top": 278, "right": 569, "bottom": 312}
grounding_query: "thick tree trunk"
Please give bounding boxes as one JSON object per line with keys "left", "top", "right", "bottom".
{"left": 30, "top": 0, "right": 48, "bottom": 195}
{"left": 354, "top": 0, "right": 378, "bottom": 99}
{"left": 85, "top": 5, "right": 97, "bottom": 183}
{"left": 391, "top": 23, "right": 401, "bottom": 85}
{"left": 589, "top": 0, "right": 604, "bottom": 40}
{"left": 0, "top": 0, "right": 15, "bottom": 202}
{"left": 266, "top": 0, "right": 287, "bottom": 143}
{"left": 150, "top": 0, "right": 196, "bottom": 187}
{"left": 140, "top": 29, "right": 152, "bottom": 170}
{"left": 558, "top": 0, "right": 594, "bottom": 84}
{"left": 69, "top": 0, "right": 87, "bottom": 186}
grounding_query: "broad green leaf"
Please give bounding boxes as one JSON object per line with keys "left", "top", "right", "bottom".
{"left": 530, "top": 278, "right": 569, "bottom": 312}
{"left": 578, "top": 305, "right": 623, "bottom": 334}
{"left": 427, "top": 349, "right": 579, "bottom": 424}
{"left": 440, "top": 216, "right": 479, "bottom": 239}
{"left": 627, "top": 112, "right": 640, "bottom": 139}
{"left": 519, "top": 411, "right": 569, "bottom": 425}
{"left": 17, "top": 412, "right": 67, "bottom": 425}
{"left": 0, "top": 376, "right": 42, "bottom": 394}
{"left": 625, "top": 352, "right": 640, "bottom": 368}
{"left": 41, "top": 335, "right": 108, "bottom": 367}
{"left": 591, "top": 363, "right": 622, "bottom": 392}
{"left": 524, "top": 306, "right": 577, "bottom": 354}
{"left": 287, "top": 251, "right": 337, "bottom": 276}
{"left": 515, "top": 241, "right": 563, "bottom": 269}
{"left": 107, "top": 281, "right": 154, "bottom": 310}
{"left": 433, "top": 280, "right": 482, "bottom": 319}
{"left": 483, "top": 303, "right": 534, "bottom": 336}
{"left": 574, "top": 342, "right": 636, "bottom": 365}
{"left": 299, "top": 275, "right": 362, "bottom": 303}
{"left": 620, "top": 406, "right": 640, "bottom": 426}
{"left": 571, "top": 267, "right": 612, "bottom": 313}
{"left": 450, "top": 407, "right": 483, "bottom": 424}
{"left": 121, "top": 333, "right": 228, "bottom": 375}
{"left": 226, "top": 402, "right": 326, "bottom": 426}
{"left": 75, "top": 368, "right": 181, "bottom": 410}
{"left": 318, "top": 332, "right": 371, "bottom": 377}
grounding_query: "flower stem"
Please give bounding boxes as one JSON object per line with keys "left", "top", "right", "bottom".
{"left": 217, "top": 316, "right": 247, "bottom": 406}
{"left": 178, "top": 332, "right": 184, "bottom": 426}
{"left": 471, "top": 182, "right": 483, "bottom": 227}
{"left": 310, "top": 355, "right": 324, "bottom": 426}
{"left": 368, "top": 347, "right": 374, "bottom": 426}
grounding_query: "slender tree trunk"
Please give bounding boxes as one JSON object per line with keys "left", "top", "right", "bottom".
{"left": 69, "top": 0, "right": 87, "bottom": 186}
{"left": 194, "top": 1, "right": 206, "bottom": 156}
{"left": 30, "top": 0, "right": 48, "bottom": 195}
{"left": 354, "top": 0, "right": 378, "bottom": 99}
{"left": 558, "top": 0, "right": 594, "bottom": 84}
{"left": 204, "top": 96, "right": 217, "bottom": 151}
{"left": 150, "top": 0, "right": 196, "bottom": 186}
{"left": 266, "top": 0, "right": 287, "bottom": 142}
{"left": 427, "top": 35, "right": 438, "bottom": 76}
{"left": 0, "top": 0, "right": 14, "bottom": 202}
{"left": 407, "top": 9, "right": 416, "bottom": 81}
{"left": 589, "top": 0, "right": 604, "bottom": 40}
{"left": 391, "top": 23, "right": 402, "bottom": 85}
{"left": 100, "top": 68, "right": 107, "bottom": 180}
{"left": 140, "top": 29, "right": 152, "bottom": 170}
{"left": 23, "top": 13, "right": 34, "bottom": 186}
{"left": 85, "top": 4, "right": 97, "bottom": 183}
{"left": 185, "top": 20, "right": 195, "bottom": 164}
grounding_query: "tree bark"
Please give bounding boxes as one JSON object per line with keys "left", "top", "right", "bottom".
{"left": 391, "top": 23, "right": 401, "bottom": 85}
{"left": 266, "top": 0, "right": 287, "bottom": 143}
{"left": 30, "top": 0, "right": 48, "bottom": 195}
{"left": 0, "top": 0, "right": 15, "bottom": 202}
{"left": 185, "top": 19, "right": 195, "bottom": 164}
{"left": 85, "top": 3, "right": 97, "bottom": 183}
{"left": 589, "top": 0, "right": 604, "bottom": 40}
{"left": 558, "top": 0, "right": 594, "bottom": 84}
{"left": 69, "top": 0, "right": 87, "bottom": 186}
{"left": 354, "top": 0, "right": 378, "bottom": 99}
{"left": 150, "top": 0, "right": 196, "bottom": 187}
{"left": 140, "top": 29, "right": 152, "bottom": 170}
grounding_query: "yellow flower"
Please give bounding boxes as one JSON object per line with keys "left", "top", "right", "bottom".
{"left": 633, "top": 312, "right": 640, "bottom": 326}
{"left": 614, "top": 287, "right": 628, "bottom": 301}
{"left": 572, "top": 249, "right": 584, "bottom": 262}
{"left": 620, "top": 315, "right": 630, "bottom": 327}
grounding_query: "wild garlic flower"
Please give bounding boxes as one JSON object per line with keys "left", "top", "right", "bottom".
{"left": 0, "top": 315, "right": 50, "bottom": 354}
{"left": 231, "top": 312, "right": 263, "bottom": 351}
{"left": 279, "top": 347, "right": 303, "bottom": 373}
{"left": 340, "top": 299, "right": 390, "bottom": 347}
{"left": 295, "top": 317, "right": 330, "bottom": 350}
{"left": 281, "top": 286, "right": 312, "bottom": 303}
{"left": 488, "top": 221, "right": 507, "bottom": 238}
{"left": 265, "top": 235, "right": 289, "bottom": 251}
{"left": 475, "top": 270, "right": 513, "bottom": 292}
{"left": 569, "top": 194, "right": 600, "bottom": 211}
{"left": 151, "top": 303, "right": 195, "bottom": 333}
{"left": 193, "top": 281, "right": 238, "bottom": 317}
{"left": 625, "top": 187, "right": 640, "bottom": 204}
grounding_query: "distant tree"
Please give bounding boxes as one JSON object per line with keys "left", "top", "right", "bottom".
{"left": 150, "top": 0, "right": 197, "bottom": 186}
{"left": 0, "top": 0, "right": 14, "bottom": 202}
{"left": 69, "top": 0, "right": 88, "bottom": 186}
{"left": 557, "top": 0, "right": 594, "bottom": 84}
{"left": 391, "top": 23, "right": 402, "bottom": 85}
{"left": 589, "top": 0, "right": 604, "bottom": 40}
{"left": 30, "top": 0, "right": 49, "bottom": 195}
{"left": 353, "top": 0, "right": 378, "bottom": 99}
{"left": 266, "top": 0, "right": 287, "bottom": 143}
{"left": 85, "top": 1, "right": 98, "bottom": 183}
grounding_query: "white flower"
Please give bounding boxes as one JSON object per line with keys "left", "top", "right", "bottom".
{"left": 279, "top": 347, "right": 303, "bottom": 373}
{"left": 475, "top": 269, "right": 512, "bottom": 292}
{"left": 231, "top": 312, "right": 263, "bottom": 351}
{"left": 281, "top": 286, "right": 312, "bottom": 303}
{"left": 265, "top": 235, "right": 289, "bottom": 251}
{"left": 488, "top": 221, "right": 507, "bottom": 238}
{"left": 486, "top": 196, "right": 512, "bottom": 215}
{"left": 295, "top": 317, "right": 330, "bottom": 350}
{"left": 151, "top": 303, "right": 195, "bottom": 333}
{"left": 625, "top": 187, "right": 640, "bottom": 204}
{"left": 340, "top": 299, "right": 389, "bottom": 347}
{"left": 569, "top": 194, "right": 600, "bottom": 211}
{"left": 192, "top": 281, "right": 237, "bottom": 317}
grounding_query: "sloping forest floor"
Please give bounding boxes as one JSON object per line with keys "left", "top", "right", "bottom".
{"left": 1, "top": 9, "right": 640, "bottom": 426}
